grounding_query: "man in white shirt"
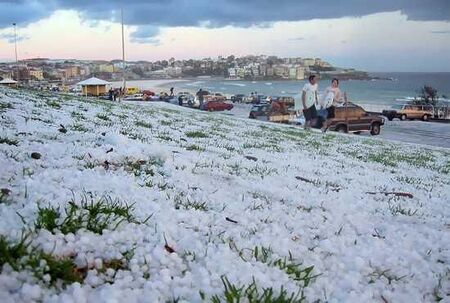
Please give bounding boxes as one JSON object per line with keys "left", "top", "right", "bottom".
{"left": 302, "top": 75, "right": 318, "bottom": 129}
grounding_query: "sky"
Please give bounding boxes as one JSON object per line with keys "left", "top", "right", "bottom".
{"left": 0, "top": 0, "right": 449, "bottom": 72}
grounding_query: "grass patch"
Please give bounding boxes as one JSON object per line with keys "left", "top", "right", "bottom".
{"left": 160, "top": 120, "right": 172, "bottom": 126}
{"left": 0, "top": 137, "right": 19, "bottom": 146}
{"left": 242, "top": 142, "right": 283, "bottom": 153}
{"left": 185, "top": 131, "right": 208, "bottom": 138}
{"left": 186, "top": 144, "right": 204, "bottom": 152}
{"left": 368, "top": 150, "right": 434, "bottom": 168}
{"left": 388, "top": 202, "right": 418, "bottom": 216}
{"left": 156, "top": 134, "right": 173, "bottom": 142}
{"left": 174, "top": 194, "right": 208, "bottom": 211}
{"left": 0, "top": 102, "right": 14, "bottom": 112}
{"left": 252, "top": 246, "right": 317, "bottom": 288}
{"left": 124, "top": 157, "right": 164, "bottom": 177}
{"left": 0, "top": 233, "right": 83, "bottom": 286}
{"left": 34, "top": 195, "right": 140, "bottom": 234}
{"left": 210, "top": 276, "right": 303, "bottom": 303}
{"left": 96, "top": 113, "right": 111, "bottom": 121}
{"left": 70, "top": 123, "right": 89, "bottom": 132}
{"left": 71, "top": 111, "right": 85, "bottom": 120}
{"left": 135, "top": 120, "right": 152, "bottom": 129}
{"left": 46, "top": 99, "right": 62, "bottom": 109}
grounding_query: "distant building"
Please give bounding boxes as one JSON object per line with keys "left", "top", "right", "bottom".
{"left": 0, "top": 78, "right": 18, "bottom": 88}
{"left": 79, "top": 66, "right": 90, "bottom": 76}
{"left": 289, "top": 67, "right": 297, "bottom": 80}
{"left": 98, "top": 64, "right": 114, "bottom": 73}
{"left": 64, "top": 66, "right": 80, "bottom": 79}
{"left": 56, "top": 69, "right": 66, "bottom": 80}
{"left": 228, "top": 68, "right": 237, "bottom": 78}
{"left": 17, "top": 66, "right": 30, "bottom": 81}
{"left": 303, "top": 58, "right": 315, "bottom": 66}
{"left": 296, "top": 66, "right": 306, "bottom": 80}
{"left": 168, "top": 57, "right": 175, "bottom": 67}
{"left": 237, "top": 68, "right": 245, "bottom": 78}
{"left": 29, "top": 69, "right": 44, "bottom": 81}
{"left": 0, "top": 69, "right": 12, "bottom": 80}
{"left": 165, "top": 66, "right": 182, "bottom": 77}
{"left": 76, "top": 77, "right": 110, "bottom": 96}
{"left": 274, "top": 65, "right": 289, "bottom": 78}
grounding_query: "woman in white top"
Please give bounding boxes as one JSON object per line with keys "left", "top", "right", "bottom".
{"left": 321, "top": 78, "right": 343, "bottom": 132}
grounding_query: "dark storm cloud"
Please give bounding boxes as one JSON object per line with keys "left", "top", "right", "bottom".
{"left": 287, "top": 37, "right": 305, "bottom": 42}
{"left": 0, "top": 33, "right": 29, "bottom": 43}
{"left": 129, "top": 25, "right": 161, "bottom": 44}
{"left": 1, "top": 0, "right": 449, "bottom": 41}
{"left": 430, "top": 30, "right": 450, "bottom": 34}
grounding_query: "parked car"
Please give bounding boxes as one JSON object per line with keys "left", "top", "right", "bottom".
{"left": 272, "top": 96, "right": 295, "bottom": 107}
{"left": 203, "top": 101, "right": 234, "bottom": 111}
{"left": 177, "top": 92, "right": 195, "bottom": 105}
{"left": 123, "top": 93, "right": 144, "bottom": 101}
{"left": 231, "top": 94, "right": 246, "bottom": 103}
{"left": 321, "top": 103, "right": 385, "bottom": 135}
{"left": 249, "top": 102, "right": 295, "bottom": 123}
{"left": 249, "top": 104, "right": 271, "bottom": 119}
{"left": 141, "top": 90, "right": 155, "bottom": 96}
{"left": 159, "top": 91, "right": 170, "bottom": 101}
{"left": 382, "top": 104, "right": 434, "bottom": 121}
{"left": 205, "top": 93, "right": 227, "bottom": 102}
{"left": 126, "top": 87, "right": 140, "bottom": 95}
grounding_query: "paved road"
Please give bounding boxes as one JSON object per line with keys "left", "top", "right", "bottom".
{"left": 227, "top": 104, "right": 450, "bottom": 149}
{"left": 371, "top": 120, "right": 450, "bottom": 148}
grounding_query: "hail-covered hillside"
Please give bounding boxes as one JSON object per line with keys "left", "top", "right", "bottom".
{"left": 0, "top": 88, "right": 449, "bottom": 302}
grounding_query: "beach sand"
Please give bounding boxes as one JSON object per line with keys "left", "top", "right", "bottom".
{"left": 110, "top": 79, "right": 189, "bottom": 94}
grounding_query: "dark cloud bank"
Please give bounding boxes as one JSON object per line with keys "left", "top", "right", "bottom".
{"left": 0, "top": 0, "right": 449, "bottom": 42}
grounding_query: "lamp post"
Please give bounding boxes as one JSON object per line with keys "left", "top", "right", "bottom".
{"left": 121, "top": 8, "right": 126, "bottom": 101}
{"left": 12, "top": 23, "right": 19, "bottom": 82}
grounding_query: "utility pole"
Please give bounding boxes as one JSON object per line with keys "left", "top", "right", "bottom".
{"left": 13, "top": 23, "right": 18, "bottom": 82}
{"left": 120, "top": 8, "right": 126, "bottom": 101}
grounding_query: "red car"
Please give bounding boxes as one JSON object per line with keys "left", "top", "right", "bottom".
{"left": 203, "top": 101, "right": 234, "bottom": 111}
{"left": 141, "top": 90, "right": 155, "bottom": 96}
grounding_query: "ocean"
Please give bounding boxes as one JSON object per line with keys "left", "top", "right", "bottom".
{"left": 115, "top": 73, "right": 450, "bottom": 107}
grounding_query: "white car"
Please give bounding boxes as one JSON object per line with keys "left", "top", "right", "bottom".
{"left": 177, "top": 92, "right": 195, "bottom": 105}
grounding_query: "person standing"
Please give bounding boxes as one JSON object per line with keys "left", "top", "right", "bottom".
{"left": 196, "top": 88, "right": 204, "bottom": 109}
{"left": 302, "top": 75, "right": 318, "bottom": 129}
{"left": 321, "top": 78, "right": 343, "bottom": 132}
{"left": 108, "top": 88, "right": 114, "bottom": 101}
{"left": 170, "top": 87, "right": 174, "bottom": 96}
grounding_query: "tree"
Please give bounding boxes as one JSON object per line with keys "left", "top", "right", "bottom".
{"left": 416, "top": 85, "right": 438, "bottom": 105}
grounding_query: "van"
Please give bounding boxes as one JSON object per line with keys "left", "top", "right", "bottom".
{"left": 126, "top": 87, "right": 140, "bottom": 95}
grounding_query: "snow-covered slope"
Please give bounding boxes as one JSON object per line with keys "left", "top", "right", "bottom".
{"left": 0, "top": 88, "right": 449, "bottom": 302}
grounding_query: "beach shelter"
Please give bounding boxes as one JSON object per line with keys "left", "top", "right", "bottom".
{"left": 76, "top": 77, "right": 110, "bottom": 96}
{"left": 0, "top": 78, "right": 18, "bottom": 88}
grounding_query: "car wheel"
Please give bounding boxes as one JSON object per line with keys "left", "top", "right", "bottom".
{"left": 387, "top": 116, "right": 394, "bottom": 121}
{"left": 422, "top": 114, "right": 429, "bottom": 121}
{"left": 370, "top": 123, "right": 381, "bottom": 135}
{"left": 400, "top": 114, "right": 407, "bottom": 121}
{"left": 336, "top": 125, "right": 347, "bottom": 133}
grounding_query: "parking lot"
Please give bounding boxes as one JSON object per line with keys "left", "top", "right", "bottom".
{"left": 227, "top": 104, "right": 450, "bottom": 149}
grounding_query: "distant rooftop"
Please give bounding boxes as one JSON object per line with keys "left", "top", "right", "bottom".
{"left": 0, "top": 78, "right": 18, "bottom": 84}
{"left": 76, "top": 77, "right": 110, "bottom": 86}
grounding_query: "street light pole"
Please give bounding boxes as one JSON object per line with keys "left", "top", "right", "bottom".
{"left": 13, "top": 23, "right": 18, "bottom": 82}
{"left": 121, "top": 8, "right": 126, "bottom": 101}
